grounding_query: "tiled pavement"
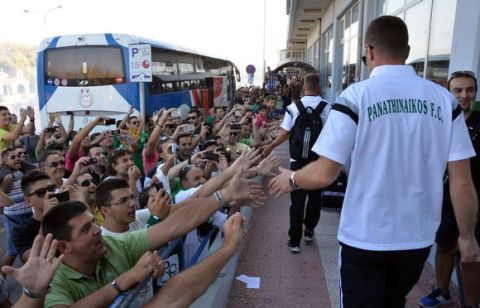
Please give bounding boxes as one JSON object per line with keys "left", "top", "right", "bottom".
{"left": 227, "top": 142, "right": 462, "bottom": 308}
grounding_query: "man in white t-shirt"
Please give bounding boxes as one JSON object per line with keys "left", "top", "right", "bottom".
{"left": 262, "top": 73, "right": 331, "bottom": 253}
{"left": 270, "top": 16, "right": 480, "bottom": 307}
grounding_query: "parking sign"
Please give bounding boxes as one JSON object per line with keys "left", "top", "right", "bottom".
{"left": 129, "top": 44, "right": 152, "bottom": 82}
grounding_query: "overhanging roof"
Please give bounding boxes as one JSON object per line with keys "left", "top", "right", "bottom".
{"left": 271, "top": 61, "right": 318, "bottom": 74}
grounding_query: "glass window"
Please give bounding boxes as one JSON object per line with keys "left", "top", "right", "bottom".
{"left": 405, "top": 0, "right": 429, "bottom": 66}
{"left": 45, "top": 46, "right": 125, "bottom": 86}
{"left": 386, "top": 0, "right": 405, "bottom": 14}
{"left": 339, "top": 2, "right": 360, "bottom": 90}
{"left": 322, "top": 27, "right": 333, "bottom": 88}
{"left": 178, "top": 63, "right": 194, "bottom": 74}
{"left": 426, "top": 0, "right": 456, "bottom": 87}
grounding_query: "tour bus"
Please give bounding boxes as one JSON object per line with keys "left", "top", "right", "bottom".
{"left": 37, "top": 33, "right": 240, "bottom": 129}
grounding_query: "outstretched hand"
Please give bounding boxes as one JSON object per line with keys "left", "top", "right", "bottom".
{"left": 222, "top": 168, "right": 266, "bottom": 208}
{"left": 2, "top": 233, "right": 64, "bottom": 293}
{"left": 256, "top": 154, "right": 282, "bottom": 177}
{"left": 269, "top": 166, "right": 294, "bottom": 197}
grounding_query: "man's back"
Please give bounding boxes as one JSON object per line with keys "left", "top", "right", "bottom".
{"left": 314, "top": 65, "right": 474, "bottom": 250}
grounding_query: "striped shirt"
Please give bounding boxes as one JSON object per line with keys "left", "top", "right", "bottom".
{"left": 4, "top": 170, "right": 31, "bottom": 216}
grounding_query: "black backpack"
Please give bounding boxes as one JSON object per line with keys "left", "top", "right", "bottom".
{"left": 289, "top": 100, "right": 327, "bottom": 162}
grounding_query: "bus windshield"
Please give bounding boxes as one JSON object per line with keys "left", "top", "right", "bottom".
{"left": 45, "top": 46, "right": 125, "bottom": 86}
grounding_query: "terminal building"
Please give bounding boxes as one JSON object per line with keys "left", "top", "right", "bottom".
{"left": 281, "top": 0, "right": 480, "bottom": 103}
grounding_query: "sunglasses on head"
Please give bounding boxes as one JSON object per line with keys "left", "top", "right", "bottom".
{"left": 448, "top": 70, "right": 476, "bottom": 83}
{"left": 28, "top": 184, "right": 56, "bottom": 198}
{"left": 47, "top": 160, "right": 65, "bottom": 168}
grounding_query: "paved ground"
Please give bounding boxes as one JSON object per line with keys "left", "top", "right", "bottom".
{"left": 228, "top": 142, "right": 463, "bottom": 308}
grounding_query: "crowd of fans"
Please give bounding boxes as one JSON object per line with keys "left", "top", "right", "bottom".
{"left": 0, "top": 91, "right": 283, "bottom": 307}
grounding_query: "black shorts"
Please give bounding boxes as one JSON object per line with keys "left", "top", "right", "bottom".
{"left": 435, "top": 200, "right": 480, "bottom": 244}
{"left": 339, "top": 243, "right": 430, "bottom": 308}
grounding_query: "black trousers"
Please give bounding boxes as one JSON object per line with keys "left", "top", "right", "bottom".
{"left": 288, "top": 160, "right": 323, "bottom": 245}
{"left": 339, "top": 243, "right": 431, "bottom": 308}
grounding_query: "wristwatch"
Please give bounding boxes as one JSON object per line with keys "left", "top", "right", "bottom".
{"left": 289, "top": 172, "right": 299, "bottom": 190}
{"left": 22, "top": 285, "right": 52, "bottom": 299}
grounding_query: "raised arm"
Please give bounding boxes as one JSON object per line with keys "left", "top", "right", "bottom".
{"left": 21, "top": 107, "right": 36, "bottom": 135}
{"left": 2, "top": 109, "right": 27, "bottom": 141}
{"left": 118, "top": 107, "right": 134, "bottom": 130}
{"left": 66, "top": 112, "right": 74, "bottom": 137}
{"left": 54, "top": 114, "right": 67, "bottom": 142}
{"left": 144, "top": 213, "right": 245, "bottom": 308}
{"left": 144, "top": 110, "right": 167, "bottom": 158}
{"left": 69, "top": 117, "right": 105, "bottom": 157}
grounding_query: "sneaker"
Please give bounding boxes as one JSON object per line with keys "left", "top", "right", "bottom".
{"left": 419, "top": 288, "right": 451, "bottom": 307}
{"left": 303, "top": 230, "right": 314, "bottom": 242}
{"left": 287, "top": 240, "right": 300, "bottom": 253}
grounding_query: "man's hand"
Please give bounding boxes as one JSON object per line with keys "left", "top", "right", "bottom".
{"left": 221, "top": 169, "right": 266, "bottom": 207}
{"left": 43, "top": 191, "right": 60, "bottom": 214}
{"left": 458, "top": 236, "right": 480, "bottom": 263}
{"left": 128, "top": 251, "right": 164, "bottom": 283}
{"left": 256, "top": 154, "right": 281, "bottom": 177}
{"left": 128, "top": 165, "right": 141, "bottom": 181}
{"left": 222, "top": 212, "right": 246, "bottom": 253}
{"left": 2, "top": 233, "right": 64, "bottom": 293}
{"left": 147, "top": 188, "right": 171, "bottom": 220}
{"left": 230, "top": 148, "right": 262, "bottom": 174}
{"left": 27, "top": 106, "right": 35, "bottom": 120}
{"left": 269, "top": 166, "right": 294, "bottom": 197}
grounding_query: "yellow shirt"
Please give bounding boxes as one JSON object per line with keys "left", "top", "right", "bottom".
{"left": 0, "top": 124, "right": 17, "bottom": 150}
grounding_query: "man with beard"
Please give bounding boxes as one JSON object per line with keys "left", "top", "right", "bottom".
{"left": 85, "top": 144, "right": 108, "bottom": 185}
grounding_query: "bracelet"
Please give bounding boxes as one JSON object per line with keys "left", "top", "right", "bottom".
{"left": 213, "top": 191, "right": 227, "bottom": 209}
{"left": 23, "top": 285, "right": 52, "bottom": 299}
{"left": 111, "top": 280, "right": 125, "bottom": 294}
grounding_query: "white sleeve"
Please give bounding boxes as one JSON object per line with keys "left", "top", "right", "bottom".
{"left": 448, "top": 111, "right": 476, "bottom": 162}
{"left": 135, "top": 208, "right": 151, "bottom": 227}
{"left": 280, "top": 105, "right": 295, "bottom": 132}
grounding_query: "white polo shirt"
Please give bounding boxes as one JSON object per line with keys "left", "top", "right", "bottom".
{"left": 280, "top": 95, "right": 331, "bottom": 161}
{"left": 312, "top": 65, "right": 475, "bottom": 251}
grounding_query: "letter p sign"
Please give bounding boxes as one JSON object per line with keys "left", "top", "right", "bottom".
{"left": 132, "top": 48, "right": 138, "bottom": 57}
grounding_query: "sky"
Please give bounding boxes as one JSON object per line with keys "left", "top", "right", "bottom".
{"left": 1, "top": 0, "right": 289, "bottom": 84}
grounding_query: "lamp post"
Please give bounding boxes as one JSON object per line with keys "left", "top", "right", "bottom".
{"left": 24, "top": 5, "right": 63, "bottom": 38}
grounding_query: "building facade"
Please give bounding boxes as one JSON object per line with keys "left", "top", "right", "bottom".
{"left": 283, "top": 0, "right": 480, "bottom": 103}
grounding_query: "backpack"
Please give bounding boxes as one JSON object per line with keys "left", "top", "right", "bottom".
{"left": 289, "top": 100, "right": 327, "bottom": 162}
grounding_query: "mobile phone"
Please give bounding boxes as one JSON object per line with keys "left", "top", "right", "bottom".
{"left": 171, "top": 144, "right": 177, "bottom": 154}
{"left": 203, "top": 151, "right": 219, "bottom": 162}
{"left": 49, "top": 191, "right": 70, "bottom": 203}
{"left": 234, "top": 111, "right": 242, "bottom": 117}
{"left": 105, "top": 118, "right": 116, "bottom": 125}
{"left": 230, "top": 123, "right": 241, "bottom": 130}
{"left": 85, "top": 157, "right": 97, "bottom": 166}
{"left": 171, "top": 110, "right": 180, "bottom": 118}
{"left": 183, "top": 124, "right": 195, "bottom": 134}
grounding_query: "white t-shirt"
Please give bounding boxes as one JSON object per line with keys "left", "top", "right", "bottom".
{"left": 174, "top": 185, "right": 227, "bottom": 265}
{"left": 312, "top": 65, "right": 475, "bottom": 251}
{"left": 280, "top": 95, "right": 331, "bottom": 161}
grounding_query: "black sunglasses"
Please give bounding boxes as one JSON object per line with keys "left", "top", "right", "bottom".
{"left": 230, "top": 132, "right": 239, "bottom": 136}
{"left": 28, "top": 184, "right": 56, "bottom": 197}
{"left": 47, "top": 160, "right": 65, "bottom": 168}
{"left": 80, "top": 179, "right": 92, "bottom": 187}
{"left": 8, "top": 154, "right": 19, "bottom": 160}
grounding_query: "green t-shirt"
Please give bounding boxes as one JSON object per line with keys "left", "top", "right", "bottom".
{"left": 45, "top": 230, "right": 149, "bottom": 307}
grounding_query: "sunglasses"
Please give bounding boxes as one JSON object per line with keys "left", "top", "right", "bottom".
{"left": 8, "top": 154, "right": 19, "bottom": 160}
{"left": 165, "top": 124, "right": 176, "bottom": 129}
{"left": 47, "top": 160, "right": 65, "bottom": 168}
{"left": 80, "top": 179, "right": 92, "bottom": 187}
{"left": 16, "top": 151, "right": 27, "bottom": 156}
{"left": 230, "top": 132, "right": 239, "bottom": 136}
{"left": 188, "top": 116, "right": 197, "bottom": 120}
{"left": 130, "top": 121, "right": 140, "bottom": 125}
{"left": 448, "top": 70, "right": 477, "bottom": 83}
{"left": 28, "top": 184, "right": 56, "bottom": 197}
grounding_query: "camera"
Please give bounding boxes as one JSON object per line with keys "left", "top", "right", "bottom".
{"left": 49, "top": 191, "right": 70, "bottom": 203}
{"left": 203, "top": 151, "right": 219, "bottom": 162}
{"left": 85, "top": 157, "right": 97, "bottom": 166}
{"left": 104, "top": 118, "right": 116, "bottom": 125}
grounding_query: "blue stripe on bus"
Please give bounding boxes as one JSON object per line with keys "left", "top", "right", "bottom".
{"left": 48, "top": 36, "right": 61, "bottom": 49}
{"left": 112, "top": 83, "right": 140, "bottom": 111}
{"left": 105, "top": 33, "right": 120, "bottom": 46}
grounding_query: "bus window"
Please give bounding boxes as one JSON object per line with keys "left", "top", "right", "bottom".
{"left": 45, "top": 46, "right": 125, "bottom": 86}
